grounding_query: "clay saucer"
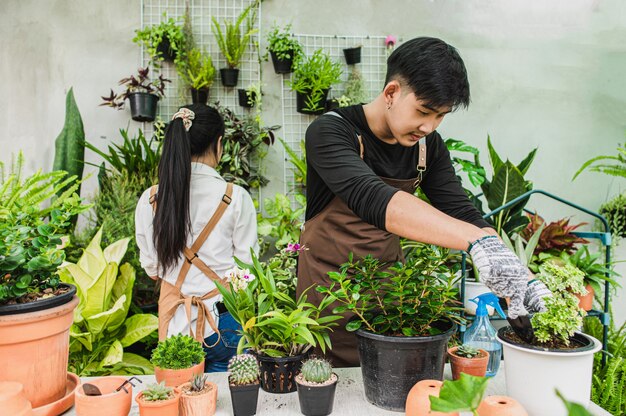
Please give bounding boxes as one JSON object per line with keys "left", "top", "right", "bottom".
{"left": 32, "top": 372, "right": 80, "bottom": 416}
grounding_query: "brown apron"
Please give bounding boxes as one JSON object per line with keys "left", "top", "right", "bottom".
{"left": 149, "top": 182, "right": 233, "bottom": 347}
{"left": 297, "top": 113, "right": 426, "bottom": 367}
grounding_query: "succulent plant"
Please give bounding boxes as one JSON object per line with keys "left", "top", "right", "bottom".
{"left": 227, "top": 354, "right": 260, "bottom": 385}
{"left": 301, "top": 358, "right": 333, "bottom": 383}
{"left": 190, "top": 374, "right": 208, "bottom": 392}
{"left": 142, "top": 382, "right": 173, "bottom": 401}
{"left": 455, "top": 344, "right": 481, "bottom": 359}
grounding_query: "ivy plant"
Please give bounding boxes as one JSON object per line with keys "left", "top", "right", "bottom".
{"left": 133, "top": 13, "right": 185, "bottom": 66}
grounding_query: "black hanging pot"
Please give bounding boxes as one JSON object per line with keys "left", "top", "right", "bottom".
{"left": 270, "top": 50, "right": 294, "bottom": 74}
{"left": 128, "top": 92, "right": 159, "bottom": 122}
{"left": 238, "top": 89, "right": 256, "bottom": 108}
{"left": 156, "top": 35, "right": 176, "bottom": 62}
{"left": 296, "top": 89, "right": 330, "bottom": 116}
{"left": 229, "top": 383, "right": 260, "bottom": 416}
{"left": 343, "top": 46, "right": 362, "bottom": 65}
{"left": 356, "top": 319, "right": 456, "bottom": 411}
{"left": 0, "top": 283, "right": 77, "bottom": 316}
{"left": 255, "top": 352, "right": 307, "bottom": 393}
{"left": 296, "top": 374, "right": 338, "bottom": 416}
{"left": 190, "top": 88, "right": 210, "bottom": 105}
{"left": 220, "top": 68, "right": 240, "bottom": 87}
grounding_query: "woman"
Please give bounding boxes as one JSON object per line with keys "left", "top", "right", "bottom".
{"left": 135, "top": 104, "right": 258, "bottom": 372}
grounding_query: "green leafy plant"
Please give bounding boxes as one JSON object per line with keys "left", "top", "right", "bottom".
{"left": 177, "top": 47, "right": 215, "bottom": 91}
{"left": 100, "top": 67, "right": 170, "bottom": 110}
{"left": 521, "top": 213, "right": 588, "bottom": 256}
{"left": 58, "top": 228, "right": 158, "bottom": 376}
{"left": 500, "top": 222, "right": 546, "bottom": 268}
{"left": 151, "top": 334, "right": 205, "bottom": 370}
{"left": 556, "top": 390, "right": 595, "bottom": 416}
{"left": 0, "top": 153, "right": 89, "bottom": 304}
{"left": 317, "top": 243, "right": 461, "bottom": 336}
{"left": 344, "top": 66, "right": 367, "bottom": 104}
{"left": 216, "top": 250, "right": 341, "bottom": 357}
{"left": 257, "top": 193, "right": 305, "bottom": 255}
{"left": 455, "top": 344, "right": 481, "bottom": 358}
{"left": 290, "top": 49, "right": 342, "bottom": 112}
{"left": 263, "top": 243, "right": 303, "bottom": 300}
{"left": 189, "top": 374, "right": 209, "bottom": 392}
{"left": 600, "top": 193, "right": 626, "bottom": 238}
{"left": 211, "top": 3, "right": 258, "bottom": 69}
{"left": 279, "top": 138, "right": 306, "bottom": 193}
{"left": 133, "top": 14, "right": 185, "bottom": 66}
{"left": 532, "top": 262, "right": 587, "bottom": 346}
{"left": 266, "top": 24, "right": 303, "bottom": 62}
{"left": 227, "top": 353, "right": 260, "bottom": 385}
{"left": 141, "top": 382, "right": 174, "bottom": 401}
{"left": 300, "top": 357, "right": 333, "bottom": 383}
{"left": 429, "top": 373, "right": 488, "bottom": 416}
{"left": 573, "top": 141, "right": 626, "bottom": 180}
{"left": 53, "top": 87, "right": 85, "bottom": 196}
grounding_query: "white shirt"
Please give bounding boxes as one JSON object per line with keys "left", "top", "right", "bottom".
{"left": 135, "top": 162, "right": 258, "bottom": 339}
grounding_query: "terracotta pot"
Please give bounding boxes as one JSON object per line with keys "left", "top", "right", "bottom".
{"left": 575, "top": 284, "right": 594, "bottom": 311}
{"left": 179, "top": 381, "right": 218, "bottom": 416}
{"left": 478, "top": 395, "right": 528, "bottom": 416}
{"left": 154, "top": 360, "right": 205, "bottom": 388}
{"left": 136, "top": 387, "right": 181, "bottom": 416}
{"left": 405, "top": 380, "right": 459, "bottom": 416}
{"left": 0, "top": 295, "right": 78, "bottom": 408}
{"left": 0, "top": 381, "right": 33, "bottom": 416}
{"left": 447, "top": 347, "right": 489, "bottom": 380}
{"left": 75, "top": 376, "right": 132, "bottom": 416}
{"left": 32, "top": 372, "right": 80, "bottom": 416}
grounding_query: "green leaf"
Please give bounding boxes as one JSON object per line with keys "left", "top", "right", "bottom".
{"left": 120, "top": 313, "right": 158, "bottom": 347}
{"left": 117, "top": 352, "right": 154, "bottom": 375}
{"left": 109, "top": 263, "right": 135, "bottom": 331}
{"left": 487, "top": 136, "right": 504, "bottom": 173}
{"left": 85, "top": 294, "right": 127, "bottom": 336}
{"left": 429, "top": 373, "right": 488, "bottom": 413}
{"left": 346, "top": 320, "right": 363, "bottom": 332}
{"left": 103, "top": 237, "right": 130, "bottom": 266}
{"left": 100, "top": 339, "right": 123, "bottom": 368}
{"left": 82, "top": 263, "right": 118, "bottom": 319}
{"left": 517, "top": 147, "right": 537, "bottom": 176}
{"left": 487, "top": 162, "right": 526, "bottom": 212}
{"left": 555, "top": 389, "right": 594, "bottom": 416}
{"left": 77, "top": 228, "right": 107, "bottom": 279}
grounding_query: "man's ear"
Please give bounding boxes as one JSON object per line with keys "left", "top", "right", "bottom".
{"left": 383, "top": 80, "right": 402, "bottom": 102}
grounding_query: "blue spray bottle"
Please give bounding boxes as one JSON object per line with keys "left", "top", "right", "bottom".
{"left": 463, "top": 293, "right": 505, "bottom": 377}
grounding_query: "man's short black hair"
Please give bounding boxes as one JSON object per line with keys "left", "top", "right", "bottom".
{"left": 385, "top": 37, "right": 470, "bottom": 110}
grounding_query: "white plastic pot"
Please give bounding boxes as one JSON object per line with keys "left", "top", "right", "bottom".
{"left": 497, "top": 328, "right": 601, "bottom": 416}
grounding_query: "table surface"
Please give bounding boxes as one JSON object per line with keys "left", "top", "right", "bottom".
{"left": 64, "top": 365, "right": 611, "bottom": 416}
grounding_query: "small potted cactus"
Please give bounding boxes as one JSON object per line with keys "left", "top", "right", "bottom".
{"left": 135, "top": 382, "right": 181, "bottom": 416}
{"left": 151, "top": 334, "right": 206, "bottom": 387}
{"left": 179, "top": 374, "right": 218, "bottom": 416}
{"left": 227, "top": 354, "right": 261, "bottom": 416}
{"left": 447, "top": 344, "right": 489, "bottom": 380}
{"left": 295, "top": 358, "right": 338, "bottom": 416}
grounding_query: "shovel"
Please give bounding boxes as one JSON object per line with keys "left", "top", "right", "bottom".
{"left": 507, "top": 314, "right": 536, "bottom": 344}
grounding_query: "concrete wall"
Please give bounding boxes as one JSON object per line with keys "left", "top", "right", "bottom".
{"left": 2, "top": 0, "right": 625, "bottom": 321}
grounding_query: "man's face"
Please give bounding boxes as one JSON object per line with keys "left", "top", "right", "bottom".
{"left": 385, "top": 87, "right": 452, "bottom": 147}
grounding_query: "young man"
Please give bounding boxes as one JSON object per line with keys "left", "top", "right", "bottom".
{"left": 296, "top": 37, "right": 550, "bottom": 367}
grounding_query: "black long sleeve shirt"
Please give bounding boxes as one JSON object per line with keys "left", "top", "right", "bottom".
{"left": 305, "top": 105, "right": 491, "bottom": 231}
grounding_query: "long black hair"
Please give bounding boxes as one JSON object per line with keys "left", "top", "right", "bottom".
{"left": 153, "top": 104, "right": 225, "bottom": 274}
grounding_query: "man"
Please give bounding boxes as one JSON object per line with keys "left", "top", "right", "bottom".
{"left": 296, "top": 37, "right": 550, "bottom": 367}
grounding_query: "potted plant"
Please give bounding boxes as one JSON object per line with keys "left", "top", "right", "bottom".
{"left": 318, "top": 243, "right": 461, "bottom": 411}
{"left": 227, "top": 353, "right": 260, "bottom": 416}
{"left": 179, "top": 374, "right": 218, "bottom": 416}
{"left": 216, "top": 249, "right": 340, "bottom": 394}
{"left": 211, "top": 4, "right": 257, "bottom": 87}
{"left": 343, "top": 45, "right": 362, "bottom": 65}
{"left": 133, "top": 14, "right": 185, "bottom": 64}
{"left": 266, "top": 24, "right": 303, "bottom": 74}
{"left": 151, "top": 334, "right": 206, "bottom": 387}
{"left": 100, "top": 67, "right": 170, "bottom": 122}
{"left": 136, "top": 382, "right": 180, "bottom": 416}
{"left": 290, "top": 49, "right": 342, "bottom": 115}
{"left": 296, "top": 357, "right": 338, "bottom": 416}
{"left": 238, "top": 84, "right": 259, "bottom": 108}
{"left": 0, "top": 154, "right": 88, "bottom": 408}
{"left": 177, "top": 47, "right": 215, "bottom": 104}
{"left": 447, "top": 344, "right": 489, "bottom": 380}
{"left": 496, "top": 261, "right": 602, "bottom": 416}
{"left": 343, "top": 66, "right": 367, "bottom": 105}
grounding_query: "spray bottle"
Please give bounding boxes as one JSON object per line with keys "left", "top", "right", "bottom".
{"left": 463, "top": 292, "right": 505, "bottom": 377}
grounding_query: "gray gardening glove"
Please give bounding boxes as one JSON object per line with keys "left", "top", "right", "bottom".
{"left": 468, "top": 235, "right": 530, "bottom": 319}
{"left": 524, "top": 279, "right": 551, "bottom": 313}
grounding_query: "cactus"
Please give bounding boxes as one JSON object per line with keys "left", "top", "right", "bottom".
{"left": 142, "top": 382, "right": 173, "bottom": 401}
{"left": 227, "top": 354, "right": 260, "bottom": 385}
{"left": 456, "top": 345, "right": 481, "bottom": 358}
{"left": 301, "top": 358, "right": 333, "bottom": 383}
{"left": 190, "top": 374, "right": 208, "bottom": 392}
{"left": 52, "top": 87, "right": 85, "bottom": 195}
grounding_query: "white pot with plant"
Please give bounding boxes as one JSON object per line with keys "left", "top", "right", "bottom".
{"left": 496, "top": 262, "right": 602, "bottom": 416}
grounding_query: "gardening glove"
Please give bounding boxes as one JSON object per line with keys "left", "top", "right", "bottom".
{"left": 468, "top": 235, "right": 530, "bottom": 319}
{"left": 524, "top": 278, "right": 551, "bottom": 314}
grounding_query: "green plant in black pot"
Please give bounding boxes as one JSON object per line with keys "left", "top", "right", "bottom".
{"left": 177, "top": 47, "right": 215, "bottom": 104}
{"left": 296, "top": 357, "right": 338, "bottom": 416}
{"left": 317, "top": 243, "right": 461, "bottom": 411}
{"left": 600, "top": 192, "right": 626, "bottom": 239}
{"left": 227, "top": 354, "right": 260, "bottom": 416}
{"left": 290, "top": 49, "right": 342, "bottom": 115}
{"left": 100, "top": 67, "right": 170, "bottom": 122}
{"left": 266, "top": 24, "right": 303, "bottom": 74}
{"left": 133, "top": 13, "right": 185, "bottom": 65}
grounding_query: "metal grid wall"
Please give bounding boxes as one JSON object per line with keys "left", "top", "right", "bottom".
{"left": 280, "top": 35, "right": 389, "bottom": 206}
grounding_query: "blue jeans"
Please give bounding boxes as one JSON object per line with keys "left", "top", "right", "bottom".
{"left": 202, "top": 310, "right": 241, "bottom": 373}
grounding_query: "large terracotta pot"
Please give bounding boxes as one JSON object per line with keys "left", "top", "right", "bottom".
{"left": 575, "top": 284, "right": 594, "bottom": 311}
{"left": 405, "top": 380, "right": 459, "bottom": 416}
{"left": 179, "top": 381, "right": 218, "bottom": 416}
{"left": 154, "top": 360, "right": 205, "bottom": 388}
{"left": 75, "top": 377, "right": 132, "bottom": 416}
{"left": 477, "top": 395, "right": 528, "bottom": 416}
{"left": 136, "top": 387, "right": 181, "bottom": 416}
{"left": 0, "top": 381, "right": 33, "bottom": 416}
{"left": 447, "top": 346, "right": 489, "bottom": 380}
{"left": 0, "top": 294, "right": 78, "bottom": 408}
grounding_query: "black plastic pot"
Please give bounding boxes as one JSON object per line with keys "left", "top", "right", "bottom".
{"left": 343, "top": 46, "right": 362, "bottom": 65}
{"left": 256, "top": 352, "right": 307, "bottom": 393}
{"left": 220, "top": 68, "right": 240, "bottom": 87}
{"left": 296, "top": 375, "right": 338, "bottom": 416}
{"left": 356, "top": 319, "right": 456, "bottom": 411}
{"left": 0, "top": 283, "right": 76, "bottom": 316}
{"left": 156, "top": 36, "right": 176, "bottom": 62}
{"left": 128, "top": 92, "right": 159, "bottom": 122}
{"left": 296, "top": 89, "right": 330, "bottom": 115}
{"left": 238, "top": 89, "right": 256, "bottom": 108}
{"left": 270, "top": 51, "right": 294, "bottom": 74}
{"left": 229, "top": 383, "right": 260, "bottom": 416}
{"left": 190, "top": 88, "right": 209, "bottom": 105}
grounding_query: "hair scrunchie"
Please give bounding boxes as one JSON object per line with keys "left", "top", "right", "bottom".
{"left": 172, "top": 108, "right": 195, "bottom": 131}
